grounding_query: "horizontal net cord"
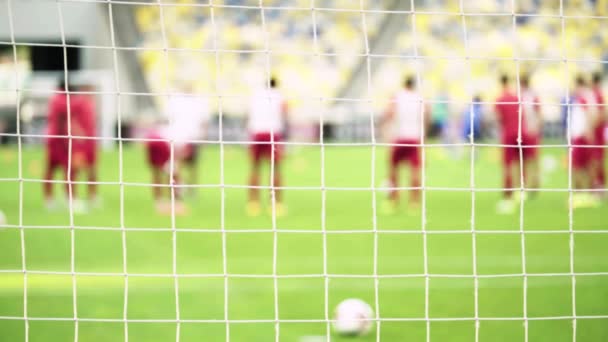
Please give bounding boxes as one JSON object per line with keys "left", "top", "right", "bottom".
{"left": 0, "top": 316, "right": 606, "bottom": 323}
{"left": 0, "top": 179, "right": 605, "bottom": 193}
{"left": 2, "top": 226, "right": 607, "bottom": 234}
{"left": 52, "top": 0, "right": 608, "bottom": 19}
{"left": 3, "top": 134, "right": 605, "bottom": 149}
{"left": 2, "top": 40, "right": 608, "bottom": 66}
{"left": 2, "top": 270, "right": 608, "bottom": 279}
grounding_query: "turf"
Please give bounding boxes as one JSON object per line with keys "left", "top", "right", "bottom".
{"left": 0, "top": 143, "right": 607, "bottom": 342}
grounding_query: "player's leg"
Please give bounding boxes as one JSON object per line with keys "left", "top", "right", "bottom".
{"left": 151, "top": 167, "right": 172, "bottom": 214}
{"left": 146, "top": 137, "right": 173, "bottom": 213}
{"left": 572, "top": 138, "right": 599, "bottom": 208}
{"left": 181, "top": 143, "right": 198, "bottom": 197}
{"left": 382, "top": 142, "right": 402, "bottom": 215}
{"left": 408, "top": 143, "right": 422, "bottom": 209}
{"left": 525, "top": 135, "right": 540, "bottom": 197}
{"left": 44, "top": 146, "right": 60, "bottom": 210}
{"left": 247, "top": 134, "right": 264, "bottom": 216}
{"left": 389, "top": 146, "right": 401, "bottom": 201}
{"left": 503, "top": 147, "right": 515, "bottom": 198}
{"left": 65, "top": 160, "right": 88, "bottom": 214}
{"left": 497, "top": 144, "right": 516, "bottom": 214}
{"left": 269, "top": 137, "right": 287, "bottom": 217}
{"left": 86, "top": 142, "right": 100, "bottom": 208}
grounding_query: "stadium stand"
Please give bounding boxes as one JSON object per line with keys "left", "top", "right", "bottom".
{"left": 133, "top": 0, "right": 607, "bottom": 139}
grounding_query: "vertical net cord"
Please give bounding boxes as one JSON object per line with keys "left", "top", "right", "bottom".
{"left": 408, "top": 1, "right": 430, "bottom": 341}
{"left": 155, "top": 1, "right": 181, "bottom": 340}
{"left": 56, "top": 2, "right": 78, "bottom": 340}
{"left": 256, "top": 1, "right": 280, "bottom": 340}
{"left": 309, "top": 2, "right": 330, "bottom": 339}
{"left": 6, "top": 0, "right": 27, "bottom": 340}
{"left": 560, "top": 0, "right": 577, "bottom": 339}
{"left": 357, "top": 0, "right": 380, "bottom": 339}
{"left": 207, "top": 1, "right": 230, "bottom": 340}
{"left": 106, "top": 2, "right": 128, "bottom": 341}
{"left": 510, "top": 1, "right": 528, "bottom": 340}
{"left": 458, "top": 2, "right": 480, "bottom": 340}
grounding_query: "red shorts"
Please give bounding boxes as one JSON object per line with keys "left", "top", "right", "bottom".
{"left": 390, "top": 139, "right": 420, "bottom": 168}
{"left": 572, "top": 136, "right": 592, "bottom": 170}
{"left": 502, "top": 135, "right": 533, "bottom": 166}
{"left": 146, "top": 134, "right": 171, "bottom": 169}
{"left": 592, "top": 124, "right": 605, "bottom": 160}
{"left": 250, "top": 132, "right": 283, "bottom": 164}
{"left": 46, "top": 139, "right": 68, "bottom": 170}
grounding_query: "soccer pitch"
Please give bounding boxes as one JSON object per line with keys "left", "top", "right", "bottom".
{"left": 0, "top": 144, "right": 607, "bottom": 341}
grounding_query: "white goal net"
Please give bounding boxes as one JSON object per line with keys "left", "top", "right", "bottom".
{"left": 0, "top": 0, "right": 607, "bottom": 342}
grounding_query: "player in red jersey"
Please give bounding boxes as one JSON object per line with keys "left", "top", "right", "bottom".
{"left": 494, "top": 74, "right": 531, "bottom": 214}
{"left": 591, "top": 72, "right": 606, "bottom": 192}
{"left": 379, "top": 75, "right": 430, "bottom": 214}
{"left": 520, "top": 74, "right": 543, "bottom": 193}
{"left": 569, "top": 75, "right": 600, "bottom": 208}
{"left": 246, "top": 77, "right": 289, "bottom": 217}
{"left": 44, "top": 79, "right": 88, "bottom": 213}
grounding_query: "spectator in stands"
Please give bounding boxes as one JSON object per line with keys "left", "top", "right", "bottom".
{"left": 431, "top": 91, "right": 449, "bottom": 138}
{"left": 462, "top": 95, "right": 484, "bottom": 142}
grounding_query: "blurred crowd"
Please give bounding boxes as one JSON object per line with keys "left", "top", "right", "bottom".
{"left": 135, "top": 0, "right": 607, "bottom": 126}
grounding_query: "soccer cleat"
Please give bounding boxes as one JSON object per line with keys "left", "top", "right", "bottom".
{"left": 513, "top": 191, "right": 528, "bottom": 203}
{"left": 71, "top": 199, "right": 88, "bottom": 215}
{"left": 496, "top": 199, "right": 515, "bottom": 215}
{"left": 571, "top": 193, "right": 599, "bottom": 209}
{"left": 269, "top": 202, "right": 287, "bottom": 218}
{"left": 246, "top": 201, "right": 262, "bottom": 217}
{"left": 581, "top": 193, "right": 600, "bottom": 209}
{"left": 44, "top": 199, "right": 58, "bottom": 212}
{"left": 173, "top": 201, "right": 189, "bottom": 216}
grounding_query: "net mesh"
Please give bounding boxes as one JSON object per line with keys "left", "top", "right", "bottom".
{"left": 0, "top": 1, "right": 607, "bottom": 342}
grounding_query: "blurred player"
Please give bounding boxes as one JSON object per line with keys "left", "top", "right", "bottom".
{"left": 77, "top": 84, "right": 99, "bottom": 208}
{"left": 380, "top": 75, "right": 429, "bottom": 214}
{"left": 246, "top": 77, "right": 288, "bottom": 217}
{"left": 569, "top": 75, "right": 600, "bottom": 208}
{"left": 164, "top": 81, "right": 210, "bottom": 196}
{"left": 44, "top": 79, "right": 88, "bottom": 213}
{"left": 494, "top": 74, "right": 531, "bottom": 214}
{"left": 520, "top": 74, "right": 543, "bottom": 193}
{"left": 144, "top": 117, "right": 188, "bottom": 216}
{"left": 591, "top": 72, "right": 606, "bottom": 193}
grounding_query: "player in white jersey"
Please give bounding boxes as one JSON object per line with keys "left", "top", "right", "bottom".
{"left": 145, "top": 119, "right": 190, "bottom": 216}
{"left": 246, "top": 77, "right": 289, "bottom": 217}
{"left": 164, "top": 84, "right": 210, "bottom": 194}
{"left": 519, "top": 74, "right": 543, "bottom": 193}
{"left": 380, "top": 76, "right": 430, "bottom": 214}
{"left": 569, "top": 75, "right": 599, "bottom": 208}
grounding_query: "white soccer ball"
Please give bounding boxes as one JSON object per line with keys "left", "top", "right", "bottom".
{"left": 333, "top": 298, "right": 374, "bottom": 336}
{"left": 0, "top": 210, "right": 6, "bottom": 226}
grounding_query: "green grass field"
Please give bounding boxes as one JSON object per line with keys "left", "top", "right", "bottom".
{"left": 0, "top": 143, "right": 607, "bottom": 342}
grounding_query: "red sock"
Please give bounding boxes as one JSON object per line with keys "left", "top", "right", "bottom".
{"left": 504, "top": 172, "right": 513, "bottom": 198}
{"left": 44, "top": 166, "right": 54, "bottom": 200}
{"left": 389, "top": 166, "right": 399, "bottom": 202}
